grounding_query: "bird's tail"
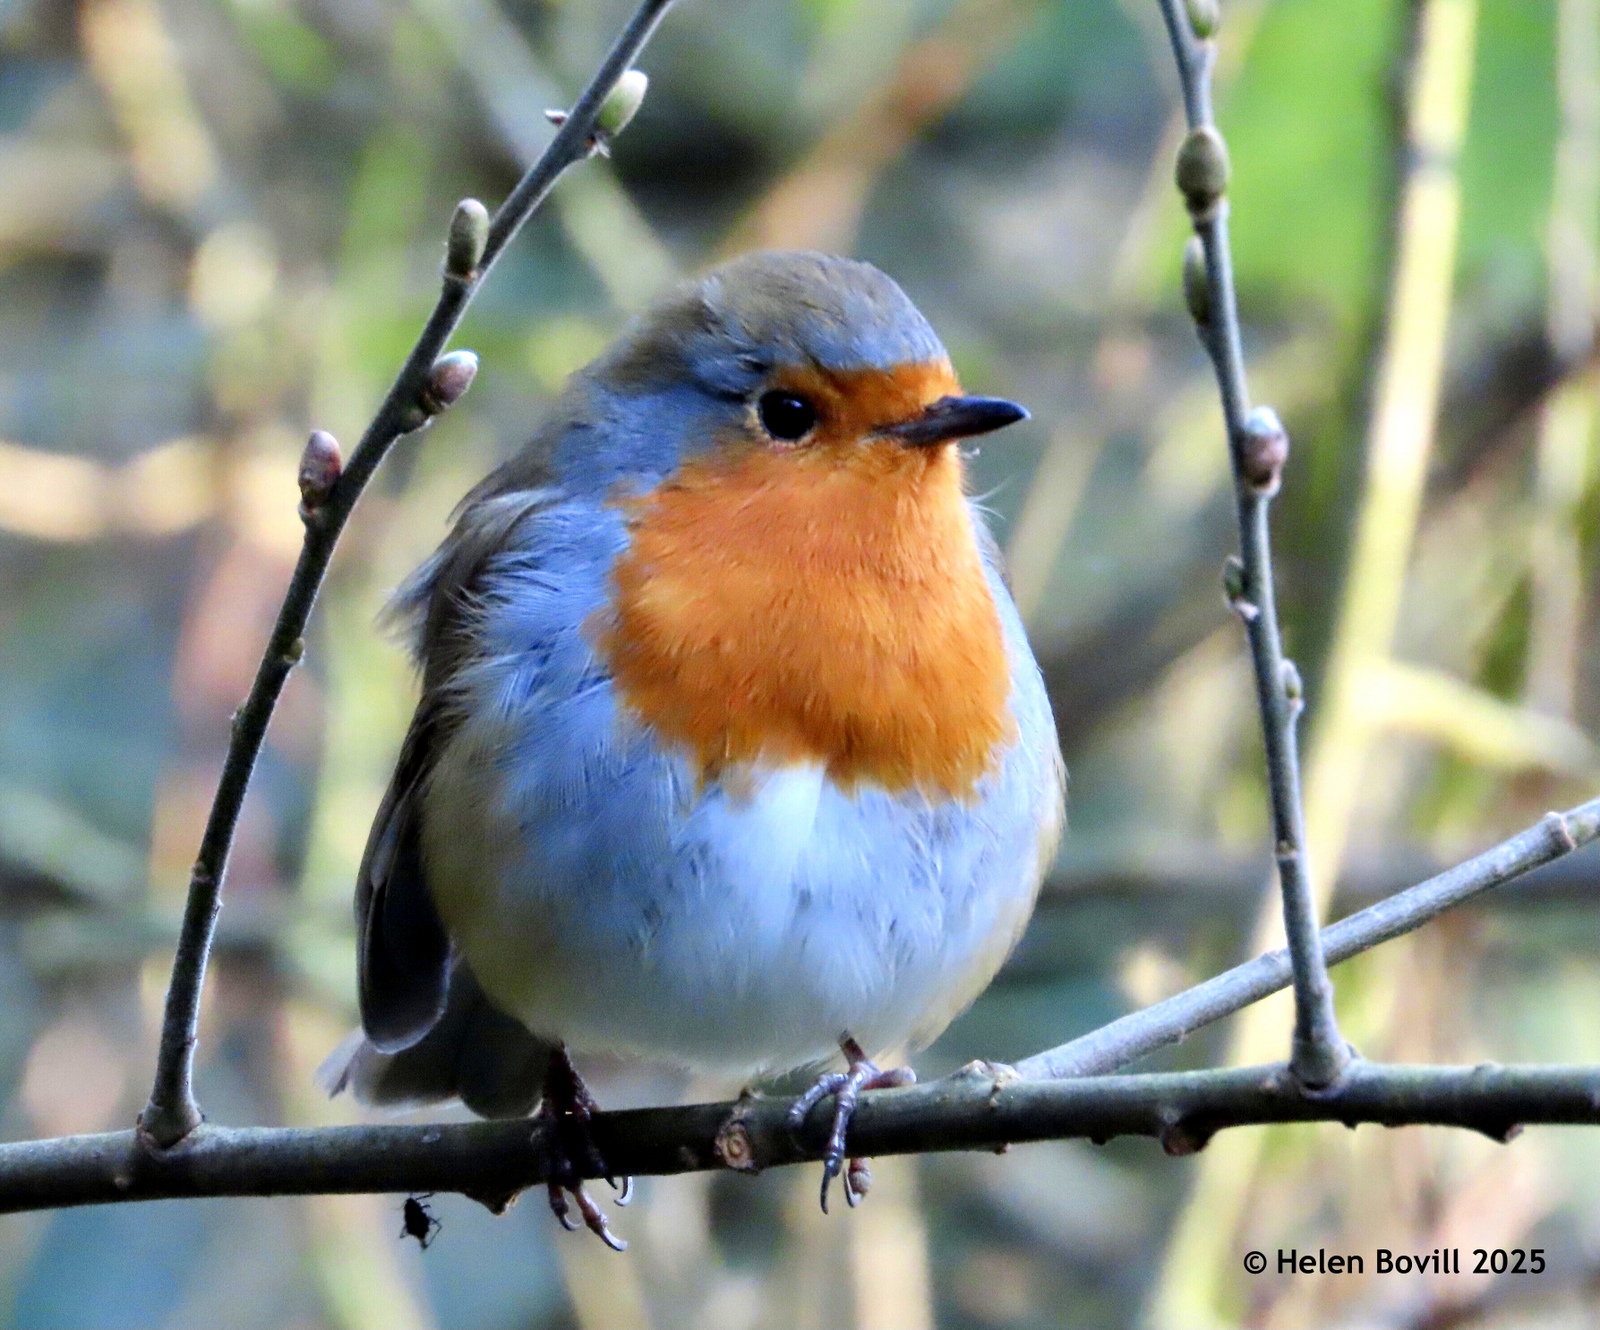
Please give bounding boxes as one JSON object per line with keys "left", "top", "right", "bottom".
{"left": 317, "top": 960, "right": 552, "bottom": 1119}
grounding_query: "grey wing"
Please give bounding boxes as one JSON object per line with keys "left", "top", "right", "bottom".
{"left": 354, "top": 702, "right": 453, "bottom": 1052}
{"left": 354, "top": 485, "right": 559, "bottom": 1055}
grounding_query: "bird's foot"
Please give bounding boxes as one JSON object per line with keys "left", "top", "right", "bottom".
{"left": 537, "top": 1045, "right": 632, "bottom": 1251}
{"left": 787, "top": 1036, "right": 915, "bottom": 1213}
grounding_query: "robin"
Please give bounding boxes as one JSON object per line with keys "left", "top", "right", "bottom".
{"left": 320, "top": 250, "right": 1066, "bottom": 1249}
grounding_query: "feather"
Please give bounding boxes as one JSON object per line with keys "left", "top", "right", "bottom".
{"left": 323, "top": 959, "right": 550, "bottom": 1117}
{"left": 353, "top": 486, "right": 556, "bottom": 1054}
{"left": 354, "top": 706, "right": 452, "bottom": 1052}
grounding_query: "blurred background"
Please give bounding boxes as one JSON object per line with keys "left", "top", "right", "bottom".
{"left": 0, "top": 0, "right": 1597, "bottom": 1325}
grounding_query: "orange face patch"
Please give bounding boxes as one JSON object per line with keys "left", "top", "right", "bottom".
{"left": 596, "top": 360, "right": 1016, "bottom": 799}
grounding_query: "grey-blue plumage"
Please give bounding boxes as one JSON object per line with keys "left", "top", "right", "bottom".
{"left": 322, "top": 251, "right": 1064, "bottom": 1120}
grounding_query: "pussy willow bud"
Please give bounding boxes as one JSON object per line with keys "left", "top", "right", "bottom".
{"left": 297, "top": 429, "right": 342, "bottom": 514}
{"left": 421, "top": 350, "right": 479, "bottom": 415}
{"left": 1238, "top": 405, "right": 1289, "bottom": 493}
{"left": 1176, "top": 126, "right": 1230, "bottom": 215}
{"left": 1182, "top": 237, "right": 1211, "bottom": 325}
{"left": 1185, "top": 0, "right": 1220, "bottom": 38}
{"left": 445, "top": 199, "right": 489, "bottom": 279}
{"left": 596, "top": 69, "right": 649, "bottom": 139}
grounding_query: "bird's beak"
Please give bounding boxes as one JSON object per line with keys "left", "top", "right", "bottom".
{"left": 883, "top": 395, "right": 1030, "bottom": 448}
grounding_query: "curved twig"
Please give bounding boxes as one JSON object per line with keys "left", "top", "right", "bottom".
{"left": 140, "top": 0, "right": 676, "bottom": 1149}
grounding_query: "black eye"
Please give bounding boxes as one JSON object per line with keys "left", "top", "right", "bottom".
{"left": 758, "top": 391, "right": 817, "bottom": 441}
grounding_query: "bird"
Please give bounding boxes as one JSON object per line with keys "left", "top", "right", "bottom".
{"left": 320, "top": 249, "right": 1066, "bottom": 1249}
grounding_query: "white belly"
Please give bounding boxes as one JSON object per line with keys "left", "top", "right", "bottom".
{"left": 424, "top": 727, "right": 1052, "bottom": 1078}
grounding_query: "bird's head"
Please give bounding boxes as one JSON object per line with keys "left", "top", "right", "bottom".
{"left": 570, "top": 251, "right": 1028, "bottom": 798}
{"left": 558, "top": 249, "right": 1028, "bottom": 489}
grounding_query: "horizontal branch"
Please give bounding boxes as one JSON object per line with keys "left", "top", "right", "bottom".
{"left": 3, "top": 1061, "right": 1598, "bottom": 1214}
{"left": 1, "top": 802, "right": 1592, "bottom": 1216}
{"left": 1018, "top": 797, "right": 1600, "bottom": 1078}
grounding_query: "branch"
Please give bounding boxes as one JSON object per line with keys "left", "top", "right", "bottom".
{"left": 139, "top": 0, "right": 676, "bottom": 1150}
{"left": 1, "top": 799, "right": 1592, "bottom": 1215}
{"left": 1154, "top": 0, "right": 1348, "bottom": 1086}
{"left": 1017, "top": 797, "right": 1600, "bottom": 1079}
{"left": 7, "top": 1061, "right": 1600, "bottom": 1213}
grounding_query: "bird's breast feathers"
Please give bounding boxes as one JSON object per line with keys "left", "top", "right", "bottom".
{"left": 595, "top": 363, "right": 1016, "bottom": 801}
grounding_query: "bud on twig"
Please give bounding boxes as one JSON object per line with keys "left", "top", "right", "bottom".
{"left": 1222, "top": 554, "right": 1257, "bottom": 620}
{"left": 1237, "top": 405, "right": 1289, "bottom": 494}
{"left": 546, "top": 69, "right": 649, "bottom": 159}
{"left": 1175, "top": 126, "right": 1230, "bottom": 216}
{"left": 445, "top": 199, "right": 489, "bottom": 280}
{"left": 297, "top": 429, "right": 342, "bottom": 518}
{"left": 1222, "top": 554, "right": 1245, "bottom": 602}
{"left": 597, "top": 69, "right": 649, "bottom": 139}
{"left": 420, "top": 350, "right": 479, "bottom": 416}
{"left": 1280, "top": 658, "right": 1304, "bottom": 717}
{"left": 1185, "top": 0, "right": 1220, "bottom": 39}
{"left": 1158, "top": 1114, "right": 1210, "bottom": 1157}
{"left": 1182, "top": 236, "right": 1211, "bottom": 325}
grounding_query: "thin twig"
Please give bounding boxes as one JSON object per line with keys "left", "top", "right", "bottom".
{"left": 1017, "top": 796, "right": 1600, "bottom": 1079}
{"left": 139, "top": 0, "right": 677, "bottom": 1150}
{"left": 7, "top": 1061, "right": 1600, "bottom": 1213}
{"left": 1154, "top": 0, "right": 1349, "bottom": 1087}
{"left": 1147, "top": 10, "right": 1483, "bottom": 1319}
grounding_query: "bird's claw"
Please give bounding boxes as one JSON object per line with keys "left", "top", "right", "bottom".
{"left": 538, "top": 1045, "right": 629, "bottom": 1251}
{"left": 845, "top": 1156, "right": 872, "bottom": 1206}
{"left": 547, "top": 1177, "right": 626, "bottom": 1250}
{"left": 788, "top": 1037, "right": 914, "bottom": 1214}
{"left": 549, "top": 1186, "right": 584, "bottom": 1232}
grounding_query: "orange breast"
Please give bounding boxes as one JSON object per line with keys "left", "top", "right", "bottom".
{"left": 597, "top": 373, "right": 1015, "bottom": 799}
